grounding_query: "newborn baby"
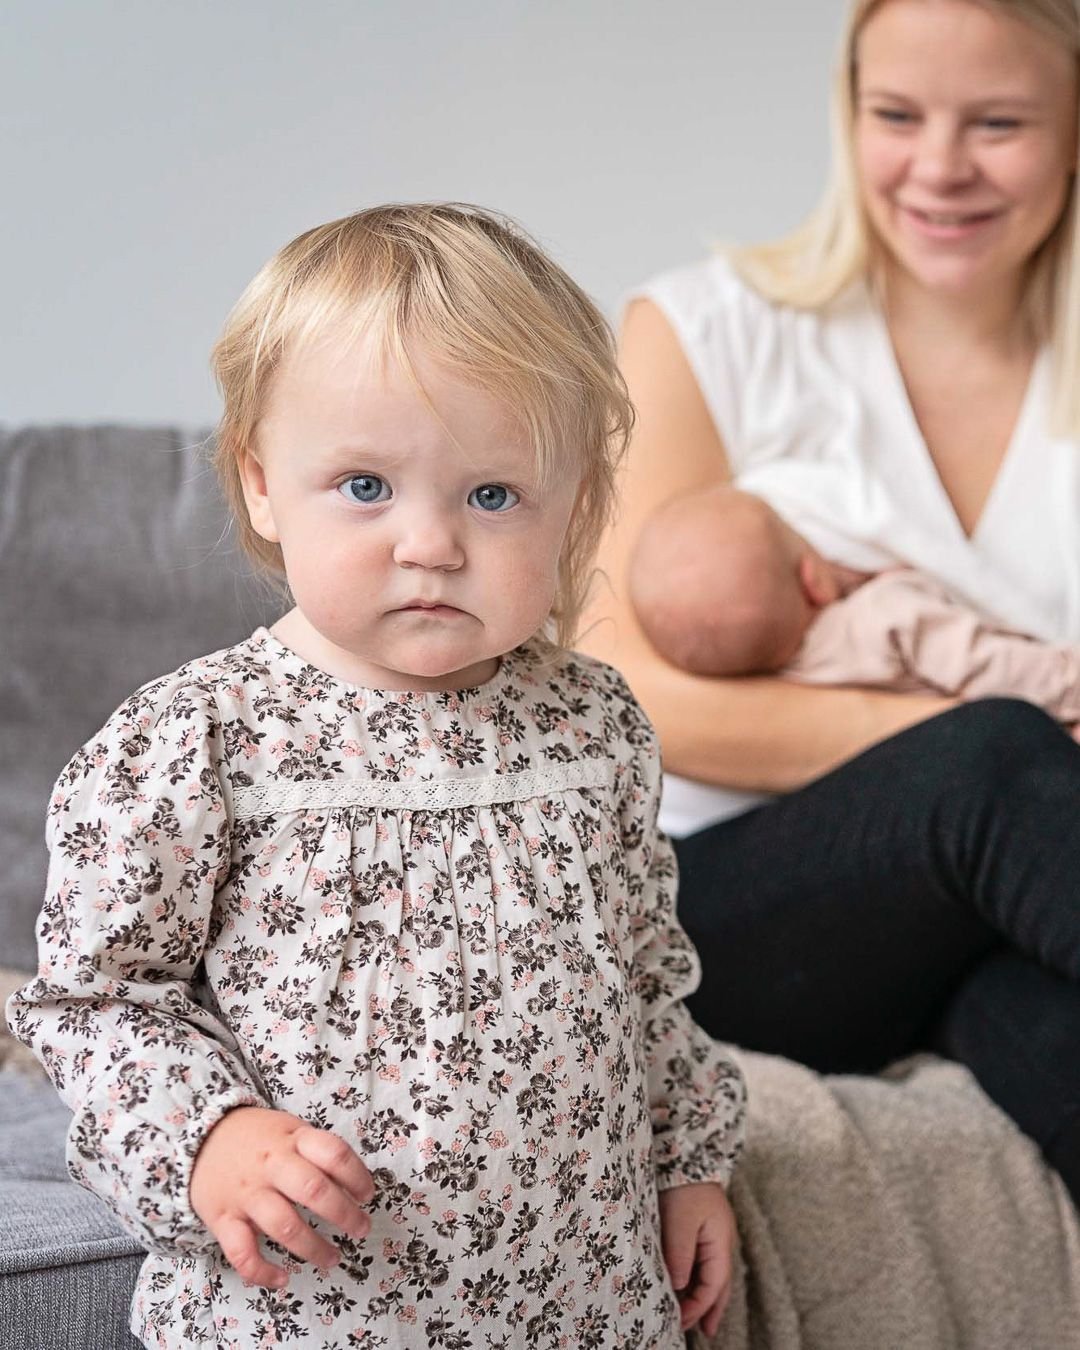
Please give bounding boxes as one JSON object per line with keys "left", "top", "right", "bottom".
{"left": 630, "top": 485, "right": 1080, "bottom": 724}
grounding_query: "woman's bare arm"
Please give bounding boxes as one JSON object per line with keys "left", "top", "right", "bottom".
{"left": 577, "top": 298, "right": 953, "bottom": 793}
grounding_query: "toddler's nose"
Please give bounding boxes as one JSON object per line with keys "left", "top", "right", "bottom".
{"left": 393, "top": 516, "right": 465, "bottom": 571}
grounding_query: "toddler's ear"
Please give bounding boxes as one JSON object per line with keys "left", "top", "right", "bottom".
{"left": 236, "top": 448, "right": 281, "bottom": 544}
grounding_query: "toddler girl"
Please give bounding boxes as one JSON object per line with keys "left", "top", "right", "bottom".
{"left": 8, "top": 204, "right": 746, "bottom": 1350}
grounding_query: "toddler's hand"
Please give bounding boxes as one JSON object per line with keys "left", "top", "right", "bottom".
{"left": 658, "top": 1181, "right": 737, "bottom": 1337}
{"left": 190, "top": 1106, "right": 374, "bottom": 1289}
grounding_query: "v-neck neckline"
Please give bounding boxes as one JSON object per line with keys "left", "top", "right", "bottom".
{"left": 864, "top": 288, "right": 1045, "bottom": 549}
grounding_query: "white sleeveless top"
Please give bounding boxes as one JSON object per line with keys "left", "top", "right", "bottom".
{"left": 634, "top": 256, "right": 1080, "bottom": 835}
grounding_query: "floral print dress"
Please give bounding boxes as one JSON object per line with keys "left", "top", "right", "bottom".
{"left": 8, "top": 630, "right": 746, "bottom": 1350}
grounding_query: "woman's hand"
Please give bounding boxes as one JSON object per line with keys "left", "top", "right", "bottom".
{"left": 658, "top": 1181, "right": 738, "bottom": 1337}
{"left": 190, "top": 1105, "right": 374, "bottom": 1288}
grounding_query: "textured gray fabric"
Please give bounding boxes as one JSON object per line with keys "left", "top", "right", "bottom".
{"left": 0, "top": 425, "right": 281, "bottom": 973}
{"left": 0, "top": 1071, "right": 143, "bottom": 1350}
{"left": 696, "top": 1052, "right": 1080, "bottom": 1350}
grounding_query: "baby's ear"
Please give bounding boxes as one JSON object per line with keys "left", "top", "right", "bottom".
{"left": 798, "top": 552, "right": 840, "bottom": 609}
{"left": 236, "top": 447, "right": 281, "bottom": 544}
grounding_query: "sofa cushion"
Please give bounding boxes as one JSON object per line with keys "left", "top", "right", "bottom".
{"left": 0, "top": 425, "right": 281, "bottom": 973}
{"left": 0, "top": 1070, "right": 145, "bottom": 1350}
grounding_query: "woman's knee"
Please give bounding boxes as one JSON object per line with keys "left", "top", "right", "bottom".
{"left": 921, "top": 697, "right": 1074, "bottom": 797}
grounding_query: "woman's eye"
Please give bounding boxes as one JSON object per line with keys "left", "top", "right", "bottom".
{"left": 873, "top": 107, "right": 915, "bottom": 126}
{"left": 339, "top": 474, "right": 390, "bottom": 504}
{"left": 979, "top": 117, "right": 1020, "bottom": 133}
{"left": 468, "top": 484, "right": 519, "bottom": 513}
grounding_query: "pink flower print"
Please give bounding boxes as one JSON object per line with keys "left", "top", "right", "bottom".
{"left": 419, "top": 1138, "right": 436, "bottom": 1160}
{"left": 488, "top": 1131, "right": 508, "bottom": 1150}
{"left": 442, "top": 1209, "right": 458, "bottom": 1223}
{"left": 525, "top": 836, "right": 541, "bottom": 855}
{"left": 165, "top": 1108, "right": 186, "bottom": 1127}
{"left": 398, "top": 1306, "right": 418, "bottom": 1325}
{"left": 377, "top": 1064, "right": 401, "bottom": 1084}
{"left": 173, "top": 844, "right": 194, "bottom": 864}
{"left": 342, "top": 740, "right": 365, "bottom": 758}
{"left": 310, "top": 868, "right": 327, "bottom": 887}
{"left": 269, "top": 738, "right": 288, "bottom": 756}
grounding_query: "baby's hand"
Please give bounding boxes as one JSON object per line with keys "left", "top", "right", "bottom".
{"left": 190, "top": 1106, "right": 374, "bottom": 1289}
{"left": 658, "top": 1181, "right": 737, "bottom": 1337}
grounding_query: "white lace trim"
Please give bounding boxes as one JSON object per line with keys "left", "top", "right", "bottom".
{"left": 231, "top": 759, "right": 614, "bottom": 820}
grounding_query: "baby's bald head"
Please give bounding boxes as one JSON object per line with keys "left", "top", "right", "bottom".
{"left": 630, "top": 486, "right": 822, "bottom": 676}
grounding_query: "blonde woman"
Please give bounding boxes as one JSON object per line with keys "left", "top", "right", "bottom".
{"left": 583, "top": 0, "right": 1080, "bottom": 1202}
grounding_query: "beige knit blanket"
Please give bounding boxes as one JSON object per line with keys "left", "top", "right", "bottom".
{"left": 697, "top": 1050, "right": 1080, "bottom": 1350}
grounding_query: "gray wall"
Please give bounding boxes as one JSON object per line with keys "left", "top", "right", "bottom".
{"left": 2, "top": 0, "right": 845, "bottom": 424}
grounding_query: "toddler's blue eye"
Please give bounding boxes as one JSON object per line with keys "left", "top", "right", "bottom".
{"left": 339, "top": 474, "right": 390, "bottom": 504}
{"left": 469, "top": 484, "right": 519, "bottom": 512}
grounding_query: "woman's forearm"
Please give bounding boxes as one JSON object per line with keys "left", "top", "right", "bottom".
{"left": 585, "top": 627, "right": 954, "bottom": 792}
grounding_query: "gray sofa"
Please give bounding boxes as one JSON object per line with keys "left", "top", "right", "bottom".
{"left": 1, "top": 426, "right": 279, "bottom": 1350}
{"left": 3, "top": 425, "right": 1079, "bottom": 1350}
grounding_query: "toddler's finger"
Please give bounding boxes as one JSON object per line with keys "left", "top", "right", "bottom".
{"left": 662, "top": 1225, "right": 695, "bottom": 1293}
{"left": 294, "top": 1125, "right": 375, "bottom": 1205}
{"left": 702, "top": 1285, "right": 732, "bottom": 1339}
{"left": 680, "top": 1238, "right": 731, "bottom": 1331}
{"left": 214, "top": 1213, "right": 287, "bottom": 1290}
{"left": 276, "top": 1154, "right": 371, "bottom": 1240}
{"left": 677, "top": 1275, "right": 715, "bottom": 1331}
{"left": 248, "top": 1191, "right": 342, "bottom": 1272}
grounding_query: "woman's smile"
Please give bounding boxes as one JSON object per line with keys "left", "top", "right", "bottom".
{"left": 898, "top": 202, "right": 1005, "bottom": 243}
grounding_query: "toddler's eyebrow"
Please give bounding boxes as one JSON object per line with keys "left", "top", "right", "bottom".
{"left": 314, "top": 442, "right": 401, "bottom": 468}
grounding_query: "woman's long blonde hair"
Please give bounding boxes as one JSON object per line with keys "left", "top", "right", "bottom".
{"left": 734, "top": 0, "right": 1080, "bottom": 436}
{"left": 211, "top": 203, "right": 633, "bottom": 648}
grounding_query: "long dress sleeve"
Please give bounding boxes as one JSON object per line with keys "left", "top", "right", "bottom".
{"left": 5, "top": 676, "right": 269, "bottom": 1256}
{"left": 612, "top": 680, "right": 747, "bottom": 1191}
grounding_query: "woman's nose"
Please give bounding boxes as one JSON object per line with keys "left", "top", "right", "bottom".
{"left": 910, "top": 120, "right": 976, "bottom": 190}
{"left": 392, "top": 510, "right": 465, "bottom": 571}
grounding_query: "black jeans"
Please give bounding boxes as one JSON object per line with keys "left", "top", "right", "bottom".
{"left": 673, "top": 697, "right": 1080, "bottom": 1201}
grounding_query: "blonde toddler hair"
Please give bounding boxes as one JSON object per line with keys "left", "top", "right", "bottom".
{"left": 734, "top": 0, "right": 1080, "bottom": 437}
{"left": 211, "top": 202, "right": 633, "bottom": 647}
